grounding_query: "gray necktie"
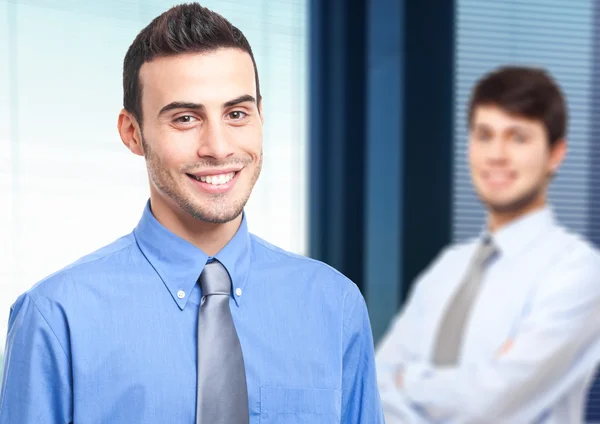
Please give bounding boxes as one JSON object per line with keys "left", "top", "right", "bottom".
{"left": 432, "top": 237, "right": 498, "bottom": 366}
{"left": 196, "top": 260, "right": 249, "bottom": 424}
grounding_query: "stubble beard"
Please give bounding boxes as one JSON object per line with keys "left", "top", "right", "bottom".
{"left": 483, "top": 183, "right": 543, "bottom": 215}
{"left": 141, "top": 135, "right": 262, "bottom": 224}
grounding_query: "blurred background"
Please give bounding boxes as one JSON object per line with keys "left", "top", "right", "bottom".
{"left": 1, "top": 0, "right": 599, "bottom": 420}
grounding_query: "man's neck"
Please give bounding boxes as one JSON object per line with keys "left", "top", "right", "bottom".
{"left": 149, "top": 196, "right": 242, "bottom": 257}
{"left": 487, "top": 198, "right": 546, "bottom": 233}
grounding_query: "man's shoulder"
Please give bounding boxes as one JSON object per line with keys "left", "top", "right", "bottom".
{"left": 25, "top": 233, "right": 138, "bottom": 302}
{"left": 547, "top": 225, "right": 600, "bottom": 273}
{"left": 249, "top": 233, "right": 358, "bottom": 293}
{"left": 553, "top": 224, "right": 599, "bottom": 251}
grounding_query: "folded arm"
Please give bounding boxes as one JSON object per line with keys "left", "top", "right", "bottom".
{"left": 402, "top": 253, "right": 600, "bottom": 423}
{"left": 376, "top": 260, "right": 437, "bottom": 424}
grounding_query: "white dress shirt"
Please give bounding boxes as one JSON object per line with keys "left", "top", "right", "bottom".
{"left": 376, "top": 207, "right": 600, "bottom": 423}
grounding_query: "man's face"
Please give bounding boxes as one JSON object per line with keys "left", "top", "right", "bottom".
{"left": 137, "top": 48, "right": 263, "bottom": 224}
{"left": 469, "top": 105, "right": 565, "bottom": 215}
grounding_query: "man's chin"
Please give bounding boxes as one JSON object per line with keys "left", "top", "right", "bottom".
{"left": 198, "top": 213, "right": 242, "bottom": 225}
{"left": 484, "top": 194, "right": 541, "bottom": 216}
{"left": 486, "top": 201, "right": 523, "bottom": 215}
{"left": 180, "top": 200, "right": 245, "bottom": 225}
{"left": 189, "top": 208, "right": 243, "bottom": 224}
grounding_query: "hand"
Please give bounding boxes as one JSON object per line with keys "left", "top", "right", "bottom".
{"left": 498, "top": 339, "right": 514, "bottom": 356}
{"left": 395, "top": 370, "right": 404, "bottom": 389}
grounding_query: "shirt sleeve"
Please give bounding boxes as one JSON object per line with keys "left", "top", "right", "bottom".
{"left": 0, "top": 293, "right": 73, "bottom": 424}
{"left": 402, "top": 249, "right": 600, "bottom": 423}
{"left": 341, "top": 284, "right": 385, "bottom": 423}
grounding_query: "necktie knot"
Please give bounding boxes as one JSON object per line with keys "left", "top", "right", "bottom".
{"left": 199, "top": 260, "right": 231, "bottom": 296}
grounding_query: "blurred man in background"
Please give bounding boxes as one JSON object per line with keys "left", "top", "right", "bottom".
{"left": 0, "top": 3, "right": 383, "bottom": 423}
{"left": 376, "top": 66, "right": 600, "bottom": 423}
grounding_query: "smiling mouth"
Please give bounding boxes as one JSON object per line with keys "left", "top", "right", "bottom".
{"left": 187, "top": 171, "right": 238, "bottom": 186}
{"left": 482, "top": 170, "right": 516, "bottom": 184}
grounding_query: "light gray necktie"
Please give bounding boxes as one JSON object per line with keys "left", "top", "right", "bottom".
{"left": 196, "top": 260, "right": 249, "bottom": 424}
{"left": 432, "top": 237, "right": 498, "bottom": 366}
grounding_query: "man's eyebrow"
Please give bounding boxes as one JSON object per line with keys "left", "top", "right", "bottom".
{"left": 158, "top": 102, "right": 204, "bottom": 116}
{"left": 223, "top": 95, "right": 256, "bottom": 108}
{"left": 157, "top": 96, "right": 256, "bottom": 116}
{"left": 505, "top": 125, "right": 530, "bottom": 133}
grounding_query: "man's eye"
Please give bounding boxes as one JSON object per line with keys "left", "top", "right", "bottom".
{"left": 512, "top": 134, "right": 527, "bottom": 143}
{"left": 175, "top": 115, "right": 197, "bottom": 123}
{"left": 228, "top": 111, "right": 248, "bottom": 120}
{"left": 477, "top": 132, "right": 491, "bottom": 141}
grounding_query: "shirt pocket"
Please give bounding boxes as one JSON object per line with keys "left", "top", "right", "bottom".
{"left": 259, "top": 386, "right": 342, "bottom": 424}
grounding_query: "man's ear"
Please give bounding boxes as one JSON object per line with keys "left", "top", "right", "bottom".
{"left": 549, "top": 138, "right": 567, "bottom": 177}
{"left": 118, "top": 109, "right": 144, "bottom": 156}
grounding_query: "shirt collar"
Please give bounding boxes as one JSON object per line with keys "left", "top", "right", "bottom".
{"left": 133, "top": 201, "right": 252, "bottom": 309}
{"left": 480, "top": 206, "right": 555, "bottom": 258}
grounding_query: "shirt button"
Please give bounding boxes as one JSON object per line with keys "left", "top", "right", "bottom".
{"left": 235, "top": 288, "right": 242, "bottom": 297}
{"left": 177, "top": 290, "right": 186, "bottom": 299}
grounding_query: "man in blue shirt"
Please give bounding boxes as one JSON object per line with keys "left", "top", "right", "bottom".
{"left": 0, "top": 3, "right": 383, "bottom": 423}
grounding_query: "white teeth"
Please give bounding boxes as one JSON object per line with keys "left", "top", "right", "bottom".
{"left": 195, "top": 172, "right": 236, "bottom": 185}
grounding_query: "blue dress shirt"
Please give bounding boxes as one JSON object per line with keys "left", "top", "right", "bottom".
{"left": 0, "top": 202, "right": 384, "bottom": 423}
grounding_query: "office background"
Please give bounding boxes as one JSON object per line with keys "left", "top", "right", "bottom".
{"left": 1, "top": 0, "right": 599, "bottom": 420}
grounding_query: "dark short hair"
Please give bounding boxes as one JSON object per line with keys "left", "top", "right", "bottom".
{"left": 468, "top": 66, "right": 567, "bottom": 147}
{"left": 123, "top": 2, "right": 261, "bottom": 124}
